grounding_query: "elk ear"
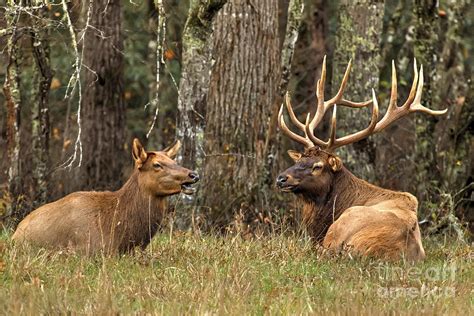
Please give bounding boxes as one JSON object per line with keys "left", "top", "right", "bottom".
{"left": 164, "top": 140, "right": 181, "bottom": 159}
{"left": 287, "top": 150, "right": 302, "bottom": 162}
{"left": 328, "top": 156, "right": 343, "bottom": 172}
{"left": 132, "top": 138, "right": 148, "bottom": 168}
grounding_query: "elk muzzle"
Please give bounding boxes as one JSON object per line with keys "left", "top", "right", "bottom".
{"left": 276, "top": 173, "right": 298, "bottom": 192}
{"left": 181, "top": 171, "right": 200, "bottom": 195}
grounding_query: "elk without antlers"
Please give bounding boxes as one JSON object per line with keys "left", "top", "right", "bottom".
{"left": 278, "top": 57, "right": 447, "bottom": 151}
{"left": 12, "top": 139, "right": 200, "bottom": 254}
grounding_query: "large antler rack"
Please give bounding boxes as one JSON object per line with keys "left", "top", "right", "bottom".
{"left": 278, "top": 56, "right": 447, "bottom": 152}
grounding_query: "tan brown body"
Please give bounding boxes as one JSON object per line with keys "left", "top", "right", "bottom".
{"left": 277, "top": 58, "right": 445, "bottom": 261}
{"left": 298, "top": 163, "right": 425, "bottom": 261}
{"left": 12, "top": 139, "right": 199, "bottom": 254}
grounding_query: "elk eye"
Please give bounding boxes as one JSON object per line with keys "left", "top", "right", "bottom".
{"left": 312, "top": 163, "right": 323, "bottom": 171}
{"left": 153, "top": 162, "right": 162, "bottom": 169}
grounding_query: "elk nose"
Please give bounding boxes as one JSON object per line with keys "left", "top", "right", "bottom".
{"left": 276, "top": 175, "right": 288, "bottom": 186}
{"left": 188, "top": 171, "right": 200, "bottom": 183}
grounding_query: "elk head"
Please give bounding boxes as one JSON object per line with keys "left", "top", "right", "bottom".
{"left": 276, "top": 57, "right": 447, "bottom": 197}
{"left": 277, "top": 147, "right": 342, "bottom": 199}
{"left": 132, "top": 138, "right": 199, "bottom": 196}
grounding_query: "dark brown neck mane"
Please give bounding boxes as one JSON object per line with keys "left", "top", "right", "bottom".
{"left": 300, "top": 167, "right": 403, "bottom": 243}
{"left": 100, "top": 171, "right": 167, "bottom": 252}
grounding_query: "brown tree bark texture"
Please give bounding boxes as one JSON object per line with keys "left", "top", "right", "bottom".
{"left": 332, "top": 0, "right": 385, "bottom": 182}
{"left": 283, "top": 0, "right": 328, "bottom": 153}
{"left": 200, "top": 0, "right": 280, "bottom": 225}
{"left": 79, "top": 0, "right": 125, "bottom": 191}
{"left": 31, "top": 12, "right": 52, "bottom": 208}
{"left": 413, "top": 0, "right": 442, "bottom": 202}
{"left": 434, "top": 0, "right": 472, "bottom": 191}
{"left": 3, "top": 10, "right": 22, "bottom": 222}
{"left": 375, "top": 0, "right": 416, "bottom": 192}
{"left": 177, "top": 0, "right": 228, "bottom": 169}
{"left": 264, "top": 0, "right": 304, "bottom": 184}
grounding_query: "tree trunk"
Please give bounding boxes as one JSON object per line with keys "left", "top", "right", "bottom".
{"left": 176, "top": 0, "right": 227, "bottom": 169}
{"left": 172, "top": 0, "right": 227, "bottom": 229}
{"left": 31, "top": 7, "right": 52, "bottom": 208}
{"left": 79, "top": 0, "right": 125, "bottom": 190}
{"left": 376, "top": 0, "right": 417, "bottom": 192}
{"left": 432, "top": 0, "right": 473, "bottom": 234}
{"left": 332, "top": 0, "right": 385, "bottom": 182}
{"left": 412, "top": 0, "right": 442, "bottom": 204}
{"left": 199, "top": 0, "right": 280, "bottom": 227}
{"left": 264, "top": 0, "right": 304, "bottom": 184}
{"left": 282, "top": 0, "right": 328, "bottom": 154}
{"left": 435, "top": 0, "right": 471, "bottom": 190}
{"left": 2, "top": 9, "right": 23, "bottom": 223}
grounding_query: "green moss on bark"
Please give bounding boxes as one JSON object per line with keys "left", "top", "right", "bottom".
{"left": 332, "top": 0, "right": 385, "bottom": 182}
{"left": 182, "top": 0, "right": 228, "bottom": 51}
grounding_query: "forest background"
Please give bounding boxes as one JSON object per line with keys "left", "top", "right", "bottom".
{"left": 0, "top": 0, "right": 472, "bottom": 239}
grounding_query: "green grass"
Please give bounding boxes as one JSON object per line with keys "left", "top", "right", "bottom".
{"left": 0, "top": 230, "right": 472, "bottom": 315}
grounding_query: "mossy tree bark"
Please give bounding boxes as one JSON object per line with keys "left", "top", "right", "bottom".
{"left": 2, "top": 9, "right": 23, "bottom": 223}
{"left": 79, "top": 0, "right": 125, "bottom": 191}
{"left": 31, "top": 7, "right": 52, "bottom": 208}
{"left": 176, "top": 0, "right": 227, "bottom": 170}
{"left": 264, "top": 0, "right": 304, "bottom": 185}
{"left": 199, "top": 0, "right": 280, "bottom": 228}
{"left": 173, "top": 1, "right": 227, "bottom": 228}
{"left": 2, "top": 3, "right": 52, "bottom": 223}
{"left": 431, "top": 0, "right": 472, "bottom": 232}
{"left": 291, "top": 0, "right": 328, "bottom": 105}
{"left": 412, "top": 0, "right": 442, "bottom": 203}
{"left": 282, "top": 0, "right": 328, "bottom": 155}
{"left": 434, "top": 0, "right": 472, "bottom": 191}
{"left": 332, "top": 0, "right": 385, "bottom": 182}
{"left": 375, "top": 0, "right": 416, "bottom": 192}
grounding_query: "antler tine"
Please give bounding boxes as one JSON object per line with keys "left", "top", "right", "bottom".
{"left": 285, "top": 92, "right": 306, "bottom": 130}
{"left": 374, "top": 60, "right": 447, "bottom": 133}
{"left": 304, "top": 58, "right": 375, "bottom": 149}
{"left": 305, "top": 56, "right": 330, "bottom": 144}
{"left": 303, "top": 58, "right": 377, "bottom": 150}
{"left": 327, "top": 105, "right": 337, "bottom": 148}
{"left": 374, "top": 60, "right": 406, "bottom": 131}
{"left": 308, "top": 59, "right": 372, "bottom": 133}
{"left": 400, "top": 58, "right": 419, "bottom": 110}
{"left": 278, "top": 105, "right": 313, "bottom": 148}
{"left": 325, "top": 59, "right": 352, "bottom": 106}
{"left": 278, "top": 58, "right": 447, "bottom": 152}
{"left": 374, "top": 60, "right": 398, "bottom": 130}
{"left": 317, "top": 55, "right": 327, "bottom": 107}
{"left": 324, "top": 59, "right": 372, "bottom": 108}
{"left": 309, "top": 56, "right": 328, "bottom": 131}
{"left": 410, "top": 65, "right": 448, "bottom": 115}
{"left": 387, "top": 60, "right": 398, "bottom": 113}
{"left": 324, "top": 60, "right": 372, "bottom": 109}
{"left": 337, "top": 98, "right": 373, "bottom": 108}
{"left": 305, "top": 113, "right": 327, "bottom": 147}
{"left": 328, "top": 89, "right": 380, "bottom": 150}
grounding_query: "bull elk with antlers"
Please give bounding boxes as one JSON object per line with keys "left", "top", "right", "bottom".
{"left": 12, "top": 139, "right": 199, "bottom": 255}
{"left": 276, "top": 57, "right": 446, "bottom": 261}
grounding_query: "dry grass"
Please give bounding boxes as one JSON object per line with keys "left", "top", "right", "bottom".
{"left": 0, "top": 230, "right": 472, "bottom": 315}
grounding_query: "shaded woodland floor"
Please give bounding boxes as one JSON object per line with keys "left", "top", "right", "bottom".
{"left": 0, "top": 231, "right": 472, "bottom": 314}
